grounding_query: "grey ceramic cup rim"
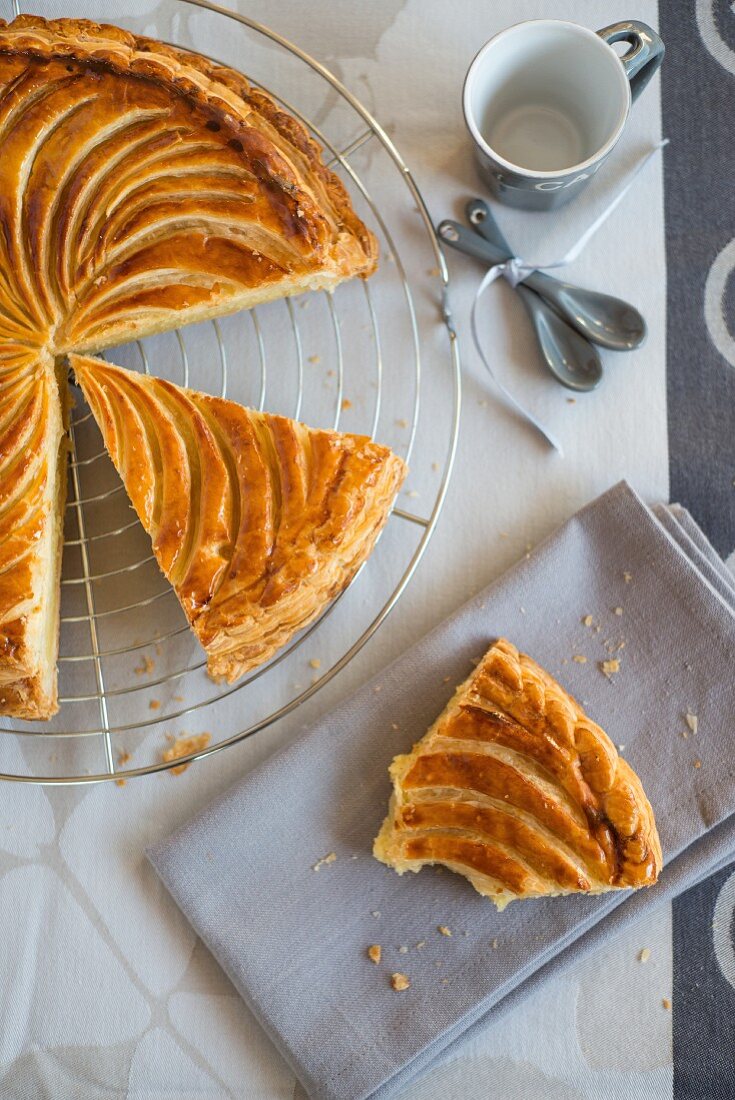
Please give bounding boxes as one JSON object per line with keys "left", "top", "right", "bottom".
{"left": 462, "top": 19, "right": 634, "bottom": 181}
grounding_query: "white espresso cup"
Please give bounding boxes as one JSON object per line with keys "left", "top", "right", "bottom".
{"left": 463, "top": 19, "right": 664, "bottom": 211}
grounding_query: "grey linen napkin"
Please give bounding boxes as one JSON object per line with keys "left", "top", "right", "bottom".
{"left": 148, "top": 481, "right": 735, "bottom": 1100}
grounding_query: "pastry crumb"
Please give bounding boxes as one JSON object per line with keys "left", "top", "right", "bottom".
{"left": 416, "top": 941, "right": 426, "bottom": 950}
{"left": 638, "top": 948, "right": 651, "bottom": 963}
{"left": 391, "top": 972, "right": 410, "bottom": 991}
{"left": 398, "top": 945, "right": 408, "bottom": 954}
{"left": 115, "top": 778, "right": 126, "bottom": 787}
{"left": 149, "top": 699, "right": 160, "bottom": 710}
{"left": 173, "top": 694, "right": 183, "bottom": 702}
{"left": 308, "top": 354, "right": 321, "bottom": 364}
{"left": 572, "top": 655, "right": 587, "bottom": 664}
{"left": 438, "top": 925, "right": 452, "bottom": 937}
{"left": 312, "top": 852, "right": 337, "bottom": 872}
{"left": 662, "top": 997, "right": 671, "bottom": 1010}
{"left": 618, "top": 744, "right": 625, "bottom": 752}
{"left": 162, "top": 733, "right": 211, "bottom": 775}
{"left": 491, "top": 938, "right": 498, "bottom": 950}
{"left": 614, "top": 606, "right": 623, "bottom": 616}
{"left": 341, "top": 398, "right": 352, "bottom": 411}
{"left": 396, "top": 418, "right": 408, "bottom": 428}
{"left": 600, "top": 658, "right": 620, "bottom": 678}
{"left": 582, "top": 614, "right": 594, "bottom": 627}
{"left": 623, "top": 571, "right": 633, "bottom": 583}
{"left": 391, "top": 723, "right": 399, "bottom": 731}
{"left": 685, "top": 712, "right": 698, "bottom": 734}
{"left": 427, "top": 266, "right": 440, "bottom": 277}
{"left": 431, "top": 462, "right": 439, "bottom": 472}
{"left": 118, "top": 751, "right": 131, "bottom": 766}
{"left": 443, "top": 676, "right": 451, "bottom": 683}
{"left": 134, "top": 655, "right": 155, "bottom": 676}
{"left": 374, "top": 685, "right": 382, "bottom": 693}
{"left": 367, "top": 945, "right": 381, "bottom": 964}
{"left": 566, "top": 397, "right": 576, "bottom": 404}
{"left": 309, "top": 658, "right": 321, "bottom": 670}
{"left": 694, "top": 759, "right": 702, "bottom": 769}
{"left": 371, "top": 910, "right": 381, "bottom": 919}
{"left": 681, "top": 730, "right": 689, "bottom": 739}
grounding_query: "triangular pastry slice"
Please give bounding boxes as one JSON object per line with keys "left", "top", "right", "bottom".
{"left": 374, "top": 638, "right": 661, "bottom": 908}
{"left": 0, "top": 350, "right": 69, "bottom": 718}
{"left": 70, "top": 354, "right": 407, "bottom": 682}
{"left": 0, "top": 15, "right": 377, "bottom": 356}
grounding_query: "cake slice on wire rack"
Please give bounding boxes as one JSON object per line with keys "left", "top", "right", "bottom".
{"left": 71, "top": 354, "right": 406, "bottom": 682}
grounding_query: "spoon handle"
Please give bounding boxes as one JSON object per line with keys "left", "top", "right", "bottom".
{"left": 436, "top": 219, "right": 508, "bottom": 266}
{"left": 466, "top": 199, "right": 514, "bottom": 256}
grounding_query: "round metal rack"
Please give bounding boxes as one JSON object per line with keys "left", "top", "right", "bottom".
{"left": 0, "top": 0, "right": 461, "bottom": 783}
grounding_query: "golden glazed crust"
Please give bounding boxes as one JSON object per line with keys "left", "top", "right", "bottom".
{"left": 0, "top": 351, "right": 68, "bottom": 719}
{"left": 71, "top": 354, "right": 406, "bottom": 682}
{"left": 0, "top": 15, "right": 377, "bottom": 355}
{"left": 0, "top": 15, "right": 385, "bottom": 718}
{"left": 374, "top": 638, "right": 662, "bottom": 908}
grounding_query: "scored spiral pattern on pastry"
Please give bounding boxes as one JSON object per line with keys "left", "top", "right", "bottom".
{"left": 71, "top": 355, "right": 407, "bottom": 683}
{"left": 0, "top": 15, "right": 377, "bottom": 355}
{"left": 374, "top": 638, "right": 662, "bottom": 907}
{"left": 0, "top": 16, "right": 390, "bottom": 719}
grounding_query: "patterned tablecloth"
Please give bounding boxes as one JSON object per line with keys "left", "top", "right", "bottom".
{"left": 1, "top": 1, "right": 733, "bottom": 1097}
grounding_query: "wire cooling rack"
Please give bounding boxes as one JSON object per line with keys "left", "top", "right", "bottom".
{"left": 0, "top": 0, "right": 461, "bottom": 784}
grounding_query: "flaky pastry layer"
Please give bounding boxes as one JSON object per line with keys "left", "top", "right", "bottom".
{"left": 0, "top": 352, "right": 68, "bottom": 718}
{"left": 71, "top": 355, "right": 406, "bottom": 682}
{"left": 374, "top": 638, "right": 662, "bottom": 908}
{"left": 0, "top": 15, "right": 377, "bottom": 356}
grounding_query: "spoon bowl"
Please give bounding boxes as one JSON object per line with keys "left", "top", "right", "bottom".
{"left": 516, "top": 284, "right": 603, "bottom": 392}
{"left": 529, "top": 272, "right": 647, "bottom": 350}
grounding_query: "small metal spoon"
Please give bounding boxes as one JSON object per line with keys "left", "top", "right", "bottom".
{"left": 438, "top": 219, "right": 602, "bottom": 391}
{"left": 465, "top": 199, "right": 647, "bottom": 351}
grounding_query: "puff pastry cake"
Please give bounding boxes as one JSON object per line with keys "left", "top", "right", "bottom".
{"left": 0, "top": 15, "right": 385, "bottom": 718}
{"left": 0, "top": 15, "right": 377, "bottom": 355}
{"left": 374, "top": 638, "right": 661, "bottom": 908}
{"left": 71, "top": 355, "right": 407, "bottom": 682}
{"left": 0, "top": 350, "right": 68, "bottom": 718}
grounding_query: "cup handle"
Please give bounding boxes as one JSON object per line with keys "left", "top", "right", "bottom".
{"left": 597, "top": 20, "right": 665, "bottom": 103}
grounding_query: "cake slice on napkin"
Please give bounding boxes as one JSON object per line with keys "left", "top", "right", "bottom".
{"left": 70, "top": 354, "right": 406, "bottom": 683}
{"left": 374, "top": 637, "right": 661, "bottom": 908}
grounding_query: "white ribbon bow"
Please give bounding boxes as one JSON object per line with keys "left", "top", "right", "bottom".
{"left": 468, "top": 139, "right": 669, "bottom": 455}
